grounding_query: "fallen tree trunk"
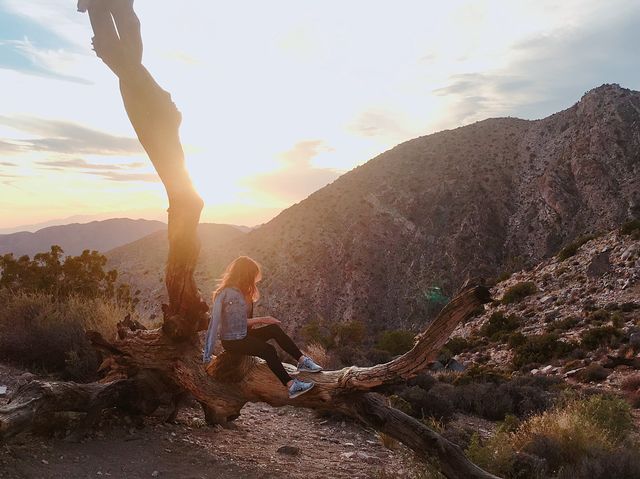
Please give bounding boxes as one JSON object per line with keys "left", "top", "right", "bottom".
{"left": 0, "top": 2, "right": 501, "bottom": 478}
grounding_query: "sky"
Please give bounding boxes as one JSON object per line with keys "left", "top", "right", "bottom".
{"left": 1, "top": 0, "right": 639, "bottom": 232}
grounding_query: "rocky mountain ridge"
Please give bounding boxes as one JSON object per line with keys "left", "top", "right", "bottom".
{"left": 109, "top": 84, "right": 640, "bottom": 336}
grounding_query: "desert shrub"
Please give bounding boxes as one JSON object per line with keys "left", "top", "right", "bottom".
{"left": 557, "top": 235, "right": 596, "bottom": 261}
{"left": 611, "top": 312, "right": 625, "bottom": 328}
{"left": 467, "top": 395, "right": 637, "bottom": 478}
{"left": 557, "top": 448, "right": 640, "bottom": 479}
{"left": 396, "top": 383, "right": 456, "bottom": 421}
{"left": 575, "top": 395, "right": 633, "bottom": 441}
{"left": 442, "top": 337, "right": 471, "bottom": 355}
{"left": 301, "top": 318, "right": 334, "bottom": 349}
{"left": 365, "top": 348, "right": 393, "bottom": 365}
{"left": 576, "top": 363, "right": 611, "bottom": 383}
{"left": 620, "top": 219, "right": 640, "bottom": 236}
{"left": 0, "top": 290, "right": 136, "bottom": 381}
{"left": 502, "top": 282, "right": 537, "bottom": 304}
{"left": 512, "top": 334, "right": 575, "bottom": 369}
{"left": 450, "top": 375, "right": 559, "bottom": 421}
{"left": 450, "top": 365, "right": 509, "bottom": 385}
{"left": 333, "top": 320, "right": 365, "bottom": 347}
{"left": 480, "top": 311, "right": 521, "bottom": 341}
{"left": 546, "top": 316, "right": 579, "bottom": 333}
{"left": 581, "top": 326, "right": 624, "bottom": 350}
{"left": 507, "top": 332, "right": 526, "bottom": 348}
{"left": 588, "top": 309, "right": 611, "bottom": 323}
{"left": 376, "top": 329, "right": 415, "bottom": 356}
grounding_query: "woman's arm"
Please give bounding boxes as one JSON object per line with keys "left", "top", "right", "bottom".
{"left": 247, "top": 316, "right": 281, "bottom": 327}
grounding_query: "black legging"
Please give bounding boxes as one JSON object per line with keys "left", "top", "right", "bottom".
{"left": 221, "top": 324, "right": 303, "bottom": 386}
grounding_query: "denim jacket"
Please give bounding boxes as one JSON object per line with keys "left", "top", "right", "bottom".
{"left": 202, "top": 287, "right": 249, "bottom": 363}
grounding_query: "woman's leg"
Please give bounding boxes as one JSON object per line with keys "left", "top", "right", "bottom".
{"left": 221, "top": 336, "right": 293, "bottom": 386}
{"left": 248, "top": 325, "right": 303, "bottom": 362}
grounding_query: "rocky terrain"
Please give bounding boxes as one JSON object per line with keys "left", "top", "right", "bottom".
{"left": 452, "top": 222, "right": 640, "bottom": 392}
{"left": 108, "top": 84, "right": 640, "bottom": 338}
{"left": 0, "top": 218, "right": 166, "bottom": 257}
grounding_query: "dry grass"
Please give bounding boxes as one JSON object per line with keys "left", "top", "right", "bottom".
{"left": 0, "top": 289, "right": 143, "bottom": 380}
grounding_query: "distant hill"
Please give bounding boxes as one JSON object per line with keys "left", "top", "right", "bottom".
{"left": 109, "top": 84, "right": 640, "bottom": 336}
{"left": 0, "top": 218, "right": 167, "bottom": 257}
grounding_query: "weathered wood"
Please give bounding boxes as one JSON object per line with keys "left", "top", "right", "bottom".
{"left": 88, "top": 0, "right": 208, "bottom": 339}
{"left": 0, "top": 2, "right": 504, "bottom": 477}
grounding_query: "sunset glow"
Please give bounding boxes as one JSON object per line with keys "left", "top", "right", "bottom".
{"left": 1, "top": 0, "right": 639, "bottom": 231}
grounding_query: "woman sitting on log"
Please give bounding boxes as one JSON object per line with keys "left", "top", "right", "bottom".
{"left": 203, "top": 256, "right": 323, "bottom": 398}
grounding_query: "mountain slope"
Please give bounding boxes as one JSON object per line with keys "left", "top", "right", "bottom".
{"left": 111, "top": 84, "right": 640, "bottom": 335}
{"left": 0, "top": 218, "right": 167, "bottom": 257}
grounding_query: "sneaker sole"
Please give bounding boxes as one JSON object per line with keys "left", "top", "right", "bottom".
{"left": 289, "top": 382, "right": 315, "bottom": 399}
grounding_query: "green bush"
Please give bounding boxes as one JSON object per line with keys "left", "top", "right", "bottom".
{"left": 581, "top": 326, "right": 624, "bottom": 350}
{"left": 376, "top": 330, "right": 415, "bottom": 356}
{"left": 502, "top": 282, "right": 537, "bottom": 304}
{"left": 557, "top": 235, "right": 596, "bottom": 261}
{"left": 443, "top": 337, "right": 471, "bottom": 355}
{"left": 620, "top": 219, "right": 640, "bottom": 236}
{"left": 576, "top": 363, "right": 611, "bottom": 383}
{"left": 480, "top": 311, "right": 520, "bottom": 341}
{"left": 589, "top": 309, "right": 611, "bottom": 323}
{"left": 512, "top": 333, "right": 575, "bottom": 369}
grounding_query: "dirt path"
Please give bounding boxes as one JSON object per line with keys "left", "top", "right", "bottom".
{"left": 0, "top": 365, "right": 420, "bottom": 479}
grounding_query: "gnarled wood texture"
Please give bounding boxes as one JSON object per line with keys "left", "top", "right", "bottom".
{"left": 0, "top": 2, "right": 502, "bottom": 478}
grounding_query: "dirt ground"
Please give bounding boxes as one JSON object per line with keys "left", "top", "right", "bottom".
{"left": 0, "top": 364, "right": 424, "bottom": 479}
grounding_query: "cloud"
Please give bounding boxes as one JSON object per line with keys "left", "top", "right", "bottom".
{"left": 349, "top": 109, "right": 415, "bottom": 139}
{"left": 0, "top": 116, "right": 143, "bottom": 156}
{"left": 433, "top": 3, "right": 640, "bottom": 124}
{"left": 244, "top": 140, "right": 341, "bottom": 202}
{"left": 0, "top": 141, "right": 23, "bottom": 155}
{"left": 34, "top": 157, "right": 158, "bottom": 182}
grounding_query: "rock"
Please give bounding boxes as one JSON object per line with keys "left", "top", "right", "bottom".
{"left": 587, "top": 251, "right": 611, "bottom": 278}
{"left": 630, "top": 333, "right": 640, "bottom": 347}
{"left": 151, "top": 471, "right": 159, "bottom": 477}
{"left": 276, "top": 445, "right": 300, "bottom": 456}
{"left": 0, "top": 386, "right": 7, "bottom": 397}
{"left": 540, "top": 365, "right": 554, "bottom": 374}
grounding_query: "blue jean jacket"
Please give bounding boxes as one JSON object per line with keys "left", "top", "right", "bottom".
{"left": 202, "top": 287, "right": 249, "bottom": 363}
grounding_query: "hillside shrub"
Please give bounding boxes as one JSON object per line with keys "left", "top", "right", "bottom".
{"left": 588, "top": 309, "right": 611, "bottom": 323}
{"left": 581, "top": 326, "right": 624, "bottom": 350}
{"left": 620, "top": 219, "right": 640, "bottom": 237}
{"left": 480, "top": 311, "right": 521, "bottom": 341}
{"left": 0, "top": 290, "right": 136, "bottom": 381}
{"left": 502, "top": 282, "right": 537, "bottom": 304}
{"left": 557, "top": 235, "right": 596, "bottom": 261}
{"left": 376, "top": 330, "right": 415, "bottom": 356}
{"left": 467, "top": 395, "right": 638, "bottom": 478}
{"left": 512, "top": 333, "right": 575, "bottom": 369}
{"left": 576, "top": 363, "right": 611, "bottom": 383}
{"left": 442, "top": 337, "right": 472, "bottom": 355}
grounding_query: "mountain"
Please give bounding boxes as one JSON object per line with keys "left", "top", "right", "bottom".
{"left": 109, "top": 84, "right": 640, "bottom": 335}
{"left": 0, "top": 218, "right": 167, "bottom": 257}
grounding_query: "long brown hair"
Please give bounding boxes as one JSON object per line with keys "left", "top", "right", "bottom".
{"left": 213, "top": 256, "right": 262, "bottom": 302}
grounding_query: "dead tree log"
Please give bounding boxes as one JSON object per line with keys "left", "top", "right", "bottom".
{"left": 0, "top": 2, "right": 500, "bottom": 478}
